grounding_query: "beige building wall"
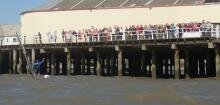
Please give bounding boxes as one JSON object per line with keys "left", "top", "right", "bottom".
{"left": 21, "top": 4, "right": 220, "bottom": 44}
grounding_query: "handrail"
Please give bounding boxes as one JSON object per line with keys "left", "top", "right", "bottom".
{"left": 1, "top": 27, "right": 220, "bottom": 46}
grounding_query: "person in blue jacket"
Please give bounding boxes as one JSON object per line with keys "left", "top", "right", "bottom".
{"left": 34, "top": 58, "right": 45, "bottom": 75}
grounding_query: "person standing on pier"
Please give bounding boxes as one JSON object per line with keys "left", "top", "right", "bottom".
{"left": 38, "top": 32, "right": 42, "bottom": 44}
{"left": 34, "top": 58, "right": 45, "bottom": 76}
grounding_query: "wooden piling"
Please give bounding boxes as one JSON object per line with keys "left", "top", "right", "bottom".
{"left": 8, "top": 51, "right": 12, "bottom": 74}
{"left": 151, "top": 50, "right": 157, "bottom": 79}
{"left": 216, "top": 49, "right": 220, "bottom": 77}
{"left": 18, "top": 50, "right": 23, "bottom": 74}
{"left": 0, "top": 52, "right": 2, "bottom": 73}
{"left": 185, "top": 49, "right": 190, "bottom": 79}
{"left": 174, "top": 49, "right": 180, "bottom": 79}
{"left": 51, "top": 54, "right": 55, "bottom": 75}
{"left": 66, "top": 49, "right": 71, "bottom": 75}
{"left": 96, "top": 53, "right": 101, "bottom": 76}
{"left": 81, "top": 53, "right": 85, "bottom": 74}
{"left": 13, "top": 49, "right": 17, "bottom": 74}
{"left": 118, "top": 49, "right": 123, "bottom": 76}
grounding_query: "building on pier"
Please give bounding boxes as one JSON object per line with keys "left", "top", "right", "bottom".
{"left": 0, "top": 25, "right": 21, "bottom": 45}
{"left": 1, "top": 0, "right": 220, "bottom": 79}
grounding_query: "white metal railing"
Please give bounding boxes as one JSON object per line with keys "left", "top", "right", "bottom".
{"left": 1, "top": 27, "right": 220, "bottom": 46}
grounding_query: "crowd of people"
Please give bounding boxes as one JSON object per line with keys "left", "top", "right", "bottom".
{"left": 34, "top": 20, "right": 214, "bottom": 44}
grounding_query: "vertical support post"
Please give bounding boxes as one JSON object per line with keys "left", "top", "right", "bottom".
{"left": 106, "top": 56, "right": 111, "bottom": 75}
{"left": 46, "top": 59, "right": 50, "bottom": 74}
{"left": 103, "top": 57, "right": 107, "bottom": 75}
{"left": 0, "top": 52, "right": 2, "bottom": 74}
{"left": 118, "top": 48, "right": 123, "bottom": 76}
{"left": 71, "top": 59, "right": 74, "bottom": 74}
{"left": 13, "top": 49, "right": 17, "bottom": 74}
{"left": 96, "top": 52, "right": 101, "bottom": 76}
{"left": 26, "top": 55, "right": 30, "bottom": 74}
{"left": 110, "top": 54, "right": 115, "bottom": 75}
{"left": 216, "top": 48, "right": 220, "bottom": 77}
{"left": 31, "top": 49, "right": 35, "bottom": 75}
{"left": 31, "top": 48, "right": 35, "bottom": 68}
{"left": 81, "top": 53, "right": 85, "bottom": 74}
{"left": 141, "top": 51, "right": 146, "bottom": 76}
{"left": 85, "top": 58, "right": 88, "bottom": 74}
{"left": 185, "top": 49, "right": 190, "bottom": 79}
{"left": 18, "top": 50, "right": 23, "bottom": 74}
{"left": 216, "top": 25, "right": 219, "bottom": 39}
{"left": 51, "top": 53, "right": 55, "bottom": 75}
{"left": 9, "top": 51, "right": 12, "bottom": 74}
{"left": 199, "top": 58, "right": 205, "bottom": 77}
{"left": 87, "top": 57, "right": 91, "bottom": 75}
{"left": 151, "top": 49, "right": 157, "bottom": 79}
{"left": 141, "top": 44, "right": 147, "bottom": 75}
{"left": 66, "top": 49, "right": 71, "bottom": 75}
{"left": 59, "top": 62, "right": 63, "bottom": 74}
{"left": 174, "top": 49, "right": 180, "bottom": 79}
{"left": 206, "top": 53, "right": 211, "bottom": 77}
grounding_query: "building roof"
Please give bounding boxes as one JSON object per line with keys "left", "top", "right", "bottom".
{"left": 21, "top": 0, "right": 220, "bottom": 15}
{"left": 0, "top": 25, "right": 21, "bottom": 37}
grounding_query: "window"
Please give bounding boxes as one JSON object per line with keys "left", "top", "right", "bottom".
{"left": 13, "top": 38, "right": 17, "bottom": 42}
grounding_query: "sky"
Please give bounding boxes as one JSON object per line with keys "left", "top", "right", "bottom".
{"left": 0, "top": 0, "right": 49, "bottom": 24}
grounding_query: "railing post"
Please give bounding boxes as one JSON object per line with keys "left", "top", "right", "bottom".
{"left": 137, "top": 31, "right": 140, "bottom": 40}
{"left": 110, "top": 32, "right": 113, "bottom": 41}
{"left": 198, "top": 27, "right": 202, "bottom": 37}
{"left": 85, "top": 34, "right": 87, "bottom": 42}
{"left": 91, "top": 34, "right": 94, "bottom": 42}
{"left": 122, "top": 32, "right": 125, "bottom": 41}
{"left": 166, "top": 27, "right": 169, "bottom": 39}
{"left": 151, "top": 30, "right": 154, "bottom": 39}
{"left": 75, "top": 34, "right": 77, "bottom": 43}
{"left": 211, "top": 24, "right": 214, "bottom": 37}
{"left": 216, "top": 25, "right": 220, "bottom": 39}
{"left": 181, "top": 28, "right": 184, "bottom": 38}
{"left": 98, "top": 34, "right": 100, "bottom": 42}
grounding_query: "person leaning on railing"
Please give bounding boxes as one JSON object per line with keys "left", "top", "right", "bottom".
{"left": 40, "top": 20, "right": 215, "bottom": 43}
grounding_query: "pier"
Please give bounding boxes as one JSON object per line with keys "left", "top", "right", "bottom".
{"left": 0, "top": 36, "right": 220, "bottom": 79}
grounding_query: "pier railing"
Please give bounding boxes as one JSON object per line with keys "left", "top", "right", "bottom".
{"left": 2, "top": 27, "right": 220, "bottom": 45}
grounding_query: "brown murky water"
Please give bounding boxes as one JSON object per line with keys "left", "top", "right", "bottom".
{"left": 0, "top": 74, "right": 220, "bottom": 105}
